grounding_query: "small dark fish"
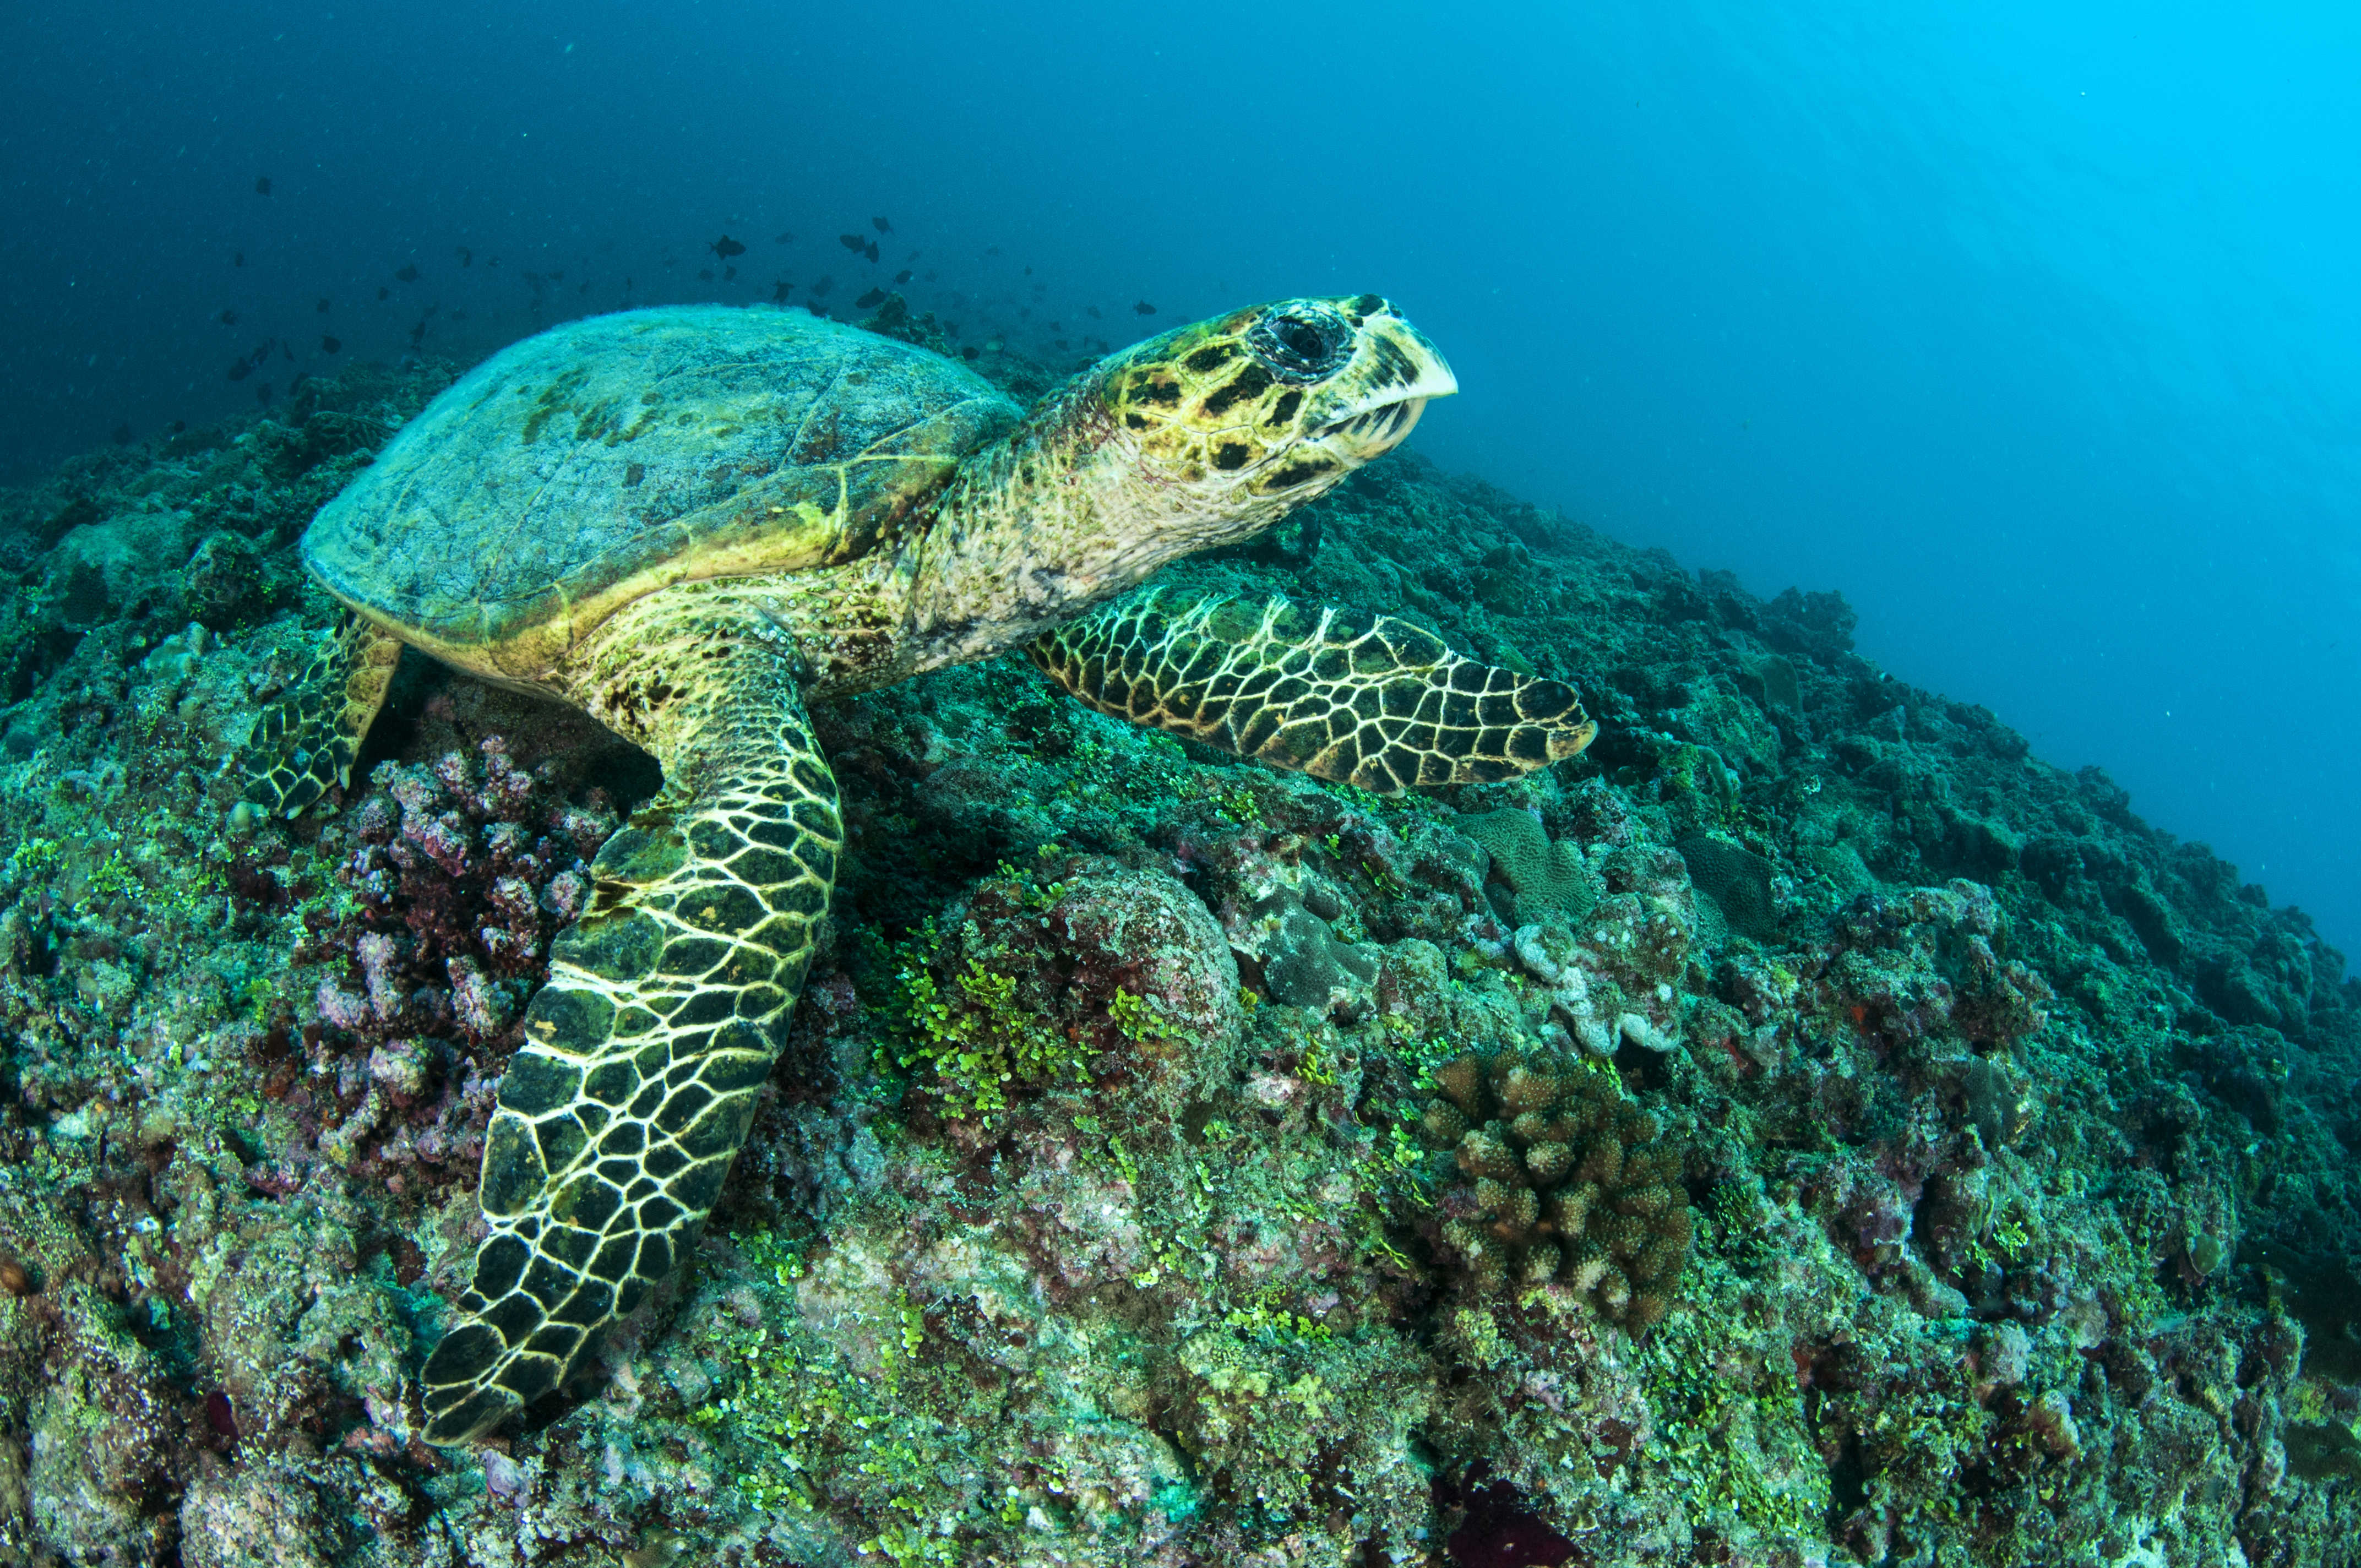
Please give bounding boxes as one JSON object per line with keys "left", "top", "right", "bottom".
{"left": 256, "top": 383, "right": 273, "bottom": 404}
{"left": 451, "top": 310, "right": 467, "bottom": 320}
{"left": 111, "top": 422, "right": 132, "bottom": 444}
{"left": 810, "top": 275, "right": 834, "bottom": 298}
{"left": 864, "top": 241, "right": 879, "bottom": 262}
{"left": 711, "top": 235, "right": 746, "bottom": 261}
{"left": 409, "top": 319, "right": 426, "bottom": 346}
{"left": 893, "top": 269, "right": 912, "bottom": 284}
{"left": 315, "top": 297, "right": 330, "bottom": 313}
{"left": 281, "top": 340, "right": 293, "bottom": 360}
{"left": 579, "top": 281, "right": 591, "bottom": 293}
{"left": 1048, "top": 321, "right": 1061, "bottom": 332}
{"left": 872, "top": 215, "right": 891, "bottom": 233}
{"left": 1024, "top": 266, "right": 1032, "bottom": 276}
{"left": 696, "top": 268, "right": 711, "bottom": 281}
{"left": 1133, "top": 301, "right": 1156, "bottom": 315}
{"left": 985, "top": 246, "right": 1002, "bottom": 257}
{"left": 226, "top": 359, "right": 252, "bottom": 382}
{"left": 722, "top": 265, "right": 737, "bottom": 281}
{"left": 233, "top": 251, "right": 244, "bottom": 267}
{"left": 320, "top": 335, "right": 341, "bottom": 354}
{"left": 548, "top": 269, "right": 564, "bottom": 281}
{"left": 217, "top": 308, "right": 238, "bottom": 326}
{"left": 855, "top": 286, "right": 887, "bottom": 309}
{"left": 456, "top": 246, "right": 473, "bottom": 266}
{"left": 772, "top": 280, "right": 793, "bottom": 303}
{"left": 839, "top": 233, "right": 867, "bottom": 253}
{"left": 1086, "top": 305, "right": 1102, "bottom": 319}
{"left": 377, "top": 285, "right": 390, "bottom": 301}
{"left": 773, "top": 231, "right": 795, "bottom": 244}
{"left": 961, "top": 346, "right": 980, "bottom": 360}
{"left": 924, "top": 269, "right": 939, "bottom": 282}
{"left": 395, "top": 263, "right": 418, "bottom": 282}
{"left": 254, "top": 176, "right": 270, "bottom": 195}
{"left": 168, "top": 420, "right": 186, "bottom": 434}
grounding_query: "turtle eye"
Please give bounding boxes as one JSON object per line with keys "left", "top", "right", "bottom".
{"left": 1248, "top": 304, "right": 1355, "bottom": 384}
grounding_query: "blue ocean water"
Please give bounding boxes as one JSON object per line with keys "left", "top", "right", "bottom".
{"left": 5, "top": 0, "right": 2355, "bottom": 949}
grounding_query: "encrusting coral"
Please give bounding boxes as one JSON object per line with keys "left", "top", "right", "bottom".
{"left": 1455, "top": 806, "right": 1597, "bottom": 928}
{"left": 1422, "top": 1048, "right": 1694, "bottom": 1325}
{"left": 1675, "top": 829, "right": 1778, "bottom": 941}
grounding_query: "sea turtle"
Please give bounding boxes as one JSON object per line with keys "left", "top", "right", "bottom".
{"left": 232, "top": 296, "right": 1598, "bottom": 1445}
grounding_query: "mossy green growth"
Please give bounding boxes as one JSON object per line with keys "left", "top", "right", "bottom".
{"left": 1655, "top": 741, "right": 1742, "bottom": 830}
{"left": 3, "top": 837, "right": 62, "bottom": 888}
{"left": 1634, "top": 1310, "right": 1831, "bottom": 1543}
{"left": 886, "top": 919, "right": 1090, "bottom": 1121}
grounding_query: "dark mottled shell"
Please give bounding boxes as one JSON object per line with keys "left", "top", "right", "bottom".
{"left": 303, "top": 307, "right": 1019, "bottom": 668}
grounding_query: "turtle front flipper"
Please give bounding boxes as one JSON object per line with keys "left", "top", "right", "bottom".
{"left": 229, "top": 610, "right": 404, "bottom": 825}
{"left": 419, "top": 629, "right": 840, "bottom": 1446}
{"left": 1032, "top": 586, "right": 1596, "bottom": 793}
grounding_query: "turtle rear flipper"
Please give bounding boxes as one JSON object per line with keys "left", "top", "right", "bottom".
{"left": 1033, "top": 587, "right": 1596, "bottom": 793}
{"left": 420, "top": 623, "right": 840, "bottom": 1446}
{"left": 230, "top": 610, "right": 404, "bottom": 825}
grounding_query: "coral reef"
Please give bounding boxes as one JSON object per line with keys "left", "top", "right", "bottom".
{"left": 0, "top": 324, "right": 2357, "bottom": 1566}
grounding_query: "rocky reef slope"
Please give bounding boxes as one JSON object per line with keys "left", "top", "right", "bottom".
{"left": 0, "top": 323, "right": 2355, "bottom": 1567}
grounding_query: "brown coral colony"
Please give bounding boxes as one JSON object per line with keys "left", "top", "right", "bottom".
{"left": 1422, "top": 1049, "right": 1693, "bottom": 1327}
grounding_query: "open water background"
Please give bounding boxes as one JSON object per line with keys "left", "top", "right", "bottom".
{"left": 4, "top": 0, "right": 2356, "bottom": 949}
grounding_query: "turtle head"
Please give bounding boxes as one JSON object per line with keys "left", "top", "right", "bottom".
{"left": 909, "top": 296, "right": 1453, "bottom": 668}
{"left": 1097, "top": 295, "right": 1456, "bottom": 520}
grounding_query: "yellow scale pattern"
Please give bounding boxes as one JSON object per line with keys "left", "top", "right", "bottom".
{"left": 233, "top": 610, "right": 404, "bottom": 822}
{"left": 1033, "top": 585, "right": 1598, "bottom": 792}
{"left": 417, "top": 618, "right": 841, "bottom": 1444}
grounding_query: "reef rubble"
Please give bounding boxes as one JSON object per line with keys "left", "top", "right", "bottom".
{"left": 0, "top": 327, "right": 2355, "bottom": 1566}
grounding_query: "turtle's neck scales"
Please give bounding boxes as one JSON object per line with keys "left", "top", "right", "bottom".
{"left": 902, "top": 374, "right": 1286, "bottom": 673}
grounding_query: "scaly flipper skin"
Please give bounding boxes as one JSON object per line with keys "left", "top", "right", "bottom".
{"left": 418, "top": 620, "right": 841, "bottom": 1445}
{"left": 231, "top": 611, "right": 404, "bottom": 823}
{"left": 1033, "top": 586, "right": 1597, "bottom": 792}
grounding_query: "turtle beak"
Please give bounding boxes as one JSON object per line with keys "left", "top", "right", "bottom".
{"left": 1305, "top": 298, "right": 1456, "bottom": 463}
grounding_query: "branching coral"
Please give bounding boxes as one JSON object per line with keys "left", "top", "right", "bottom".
{"left": 1421, "top": 1049, "right": 1693, "bottom": 1327}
